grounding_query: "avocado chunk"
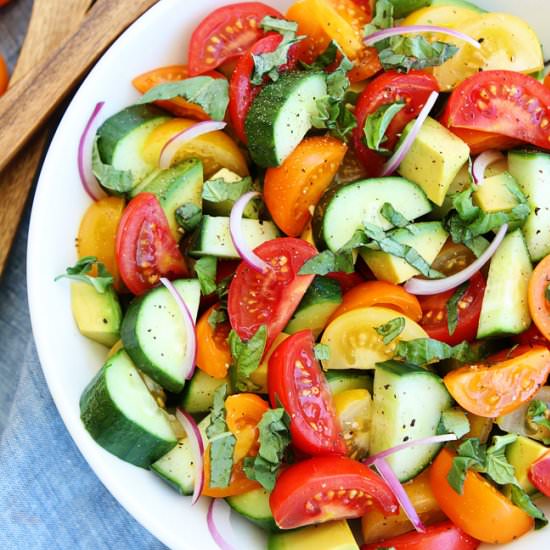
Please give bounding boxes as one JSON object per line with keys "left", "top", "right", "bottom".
{"left": 285, "top": 276, "right": 342, "bottom": 337}
{"left": 505, "top": 436, "right": 549, "bottom": 495}
{"left": 268, "top": 520, "right": 359, "bottom": 550}
{"left": 398, "top": 117, "right": 470, "bottom": 206}
{"left": 360, "top": 221, "right": 448, "bottom": 284}
{"left": 140, "top": 159, "right": 204, "bottom": 241}
{"left": 71, "top": 282, "right": 122, "bottom": 347}
{"left": 473, "top": 172, "right": 520, "bottom": 213}
{"left": 431, "top": 0, "right": 486, "bottom": 12}
{"left": 202, "top": 168, "right": 258, "bottom": 218}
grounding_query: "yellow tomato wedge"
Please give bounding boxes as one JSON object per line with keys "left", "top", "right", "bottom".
{"left": 431, "top": 13, "right": 544, "bottom": 91}
{"left": 320, "top": 306, "right": 428, "bottom": 370}
{"left": 403, "top": 5, "right": 480, "bottom": 28}
{"left": 333, "top": 388, "right": 372, "bottom": 459}
{"left": 142, "top": 118, "right": 248, "bottom": 178}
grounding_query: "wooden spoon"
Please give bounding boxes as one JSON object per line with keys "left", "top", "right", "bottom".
{"left": 0, "top": 0, "right": 159, "bottom": 274}
{"left": 0, "top": 0, "right": 93, "bottom": 274}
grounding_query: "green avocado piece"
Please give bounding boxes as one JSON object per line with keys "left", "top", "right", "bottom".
{"left": 505, "top": 436, "right": 549, "bottom": 495}
{"left": 285, "top": 276, "right": 342, "bottom": 337}
{"left": 430, "top": 0, "right": 486, "bottom": 12}
{"left": 268, "top": 520, "right": 359, "bottom": 550}
{"left": 325, "top": 370, "right": 373, "bottom": 396}
{"left": 398, "top": 117, "right": 470, "bottom": 206}
{"left": 389, "top": 0, "right": 431, "bottom": 18}
{"left": 473, "top": 172, "right": 520, "bottom": 213}
{"left": 360, "top": 221, "right": 448, "bottom": 284}
{"left": 71, "top": 282, "right": 122, "bottom": 347}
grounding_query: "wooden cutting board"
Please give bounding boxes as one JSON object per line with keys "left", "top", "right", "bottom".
{"left": 0, "top": 0, "right": 93, "bottom": 275}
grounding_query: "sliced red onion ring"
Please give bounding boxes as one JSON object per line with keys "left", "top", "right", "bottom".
{"left": 472, "top": 150, "right": 505, "bottom": 184}
{"left": 229, "top": 191, "right": 270, "bottom": 273}
{"left": 159, "top": 120, "right": 227, "bottom": 169}
{"left": 363, "top": 433, "right": 457, "bottom": 466}
{"left": 404, "top": 223, "right": 508, "bottom": 295}
{"left": 373, "top": 458, "right": 426, "bottom": 533}
{"left": 207, "top": 498, "right": 238, "bottom": 550}
{"left": 380, "top": 91, "right": 439, "bottom": 177}
{"left": 159, "top": 277, "right": 197, "bottom": 380}
{"left": 364, "top": 25, "right": 481, "bottom": 50}
{"left": 175, "top": 409, "right": 204, "bottom": 505}
{"left": 78, "top": 102, "right": 106, "bottom": 202}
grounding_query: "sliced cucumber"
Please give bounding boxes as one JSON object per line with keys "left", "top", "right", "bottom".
{"left": 96, "top": 104, "right": 170, "bottom": 185}
{"left": 477, "top": 229, "right": 532, "bottom": 339}
{"left": 151, "top": 415, "right": 210, "bottom": 495}
{"left": 245, "top": 71, "right": 327, "bottom": 167}
{"left": 139, "top": 159, "right": 203, "bottom": 241}
{"left": 325, "top": 370, "right": 373, "bottom": 395}
{"left": 80, "top": 350, "right": 177, "bottom": 468}
{"left": 226, "top": 488, "right": 278, "bottom": 532}
{"left": 190, "top": 215, "right": 279, "bottom": 259}
{"left": 285, "top": 276, "right": 342, "bottom": 337}
{"left": 508, "top": 149, "right": 550, "bottom": 261}
{"left": 121, "top": 279, "right": 201, "bottom": 393}
{"left": 313, "top": 178, "right": 431, "bottom": 252}
{"left": 370, "top": 360, "right": 452, "bottom": 482}
{"left": 181, "top": 369, "right": 230, "bottom": 414}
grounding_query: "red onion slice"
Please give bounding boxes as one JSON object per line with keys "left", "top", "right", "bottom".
{"left": 207, "top": 498, "right": 238, "bottom": 550}
{"left": 405, "top": 223, "right": 508, "bottom": 295}
{"left": 380, "top": 91, "right": 439, "bottom": 177}
{"left": 159, "top": 120, "right": 226, "bottom": 169}
{"left": 373, "top": 458, "right": 426, "bottom": 533}
{"left": 175, "top": 409, "right": 204, "bottom": 505}
{"left": 159, "top": 277, "right": 197, "bottom": 380}
{"left": 364, "top": 25, "right": 481, "bottom": 50}
{"left": 363, "top": 433, "right": 457, "bottom": 466}
{"left": 78, "top": 102, "right": 106, "bottom": 202}
{"left": 229, "top": 191, "right": 270, "bottom": 273}
{"left": 472, "top": 150, "right": 505, "bottom": 184}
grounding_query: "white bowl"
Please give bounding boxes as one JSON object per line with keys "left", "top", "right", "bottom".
{"left": 27, "top": 0, "right": 550, "bottom": 548}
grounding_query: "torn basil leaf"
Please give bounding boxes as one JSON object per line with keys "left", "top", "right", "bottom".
{"left": 375, "top": 317, "right": 405, "bottom": 345}
{"left": 364, "top": 0, "right": 394, "bottom": 37}
{"left": 175, "top": 203, "right": 202, "bottom": 232}
{"left": 314, "top": 343, "right": 331, "bottom": 361}
{"left": 55, "top": 256, "right": 113, "bottom": 294}
{"left": 194, "top": 256, "right": 217, "bottom": 296}
{"left": 363, "top": 102, "right": 405, "bottom": 152}
{"left": 92, "top": 139, "right": 134, "bottom": 194}
{"left": 228, "top": 326, "right": 268, "bottom": 392}
{"left": 446, "top": 281, "right": 469, "bottom": 336}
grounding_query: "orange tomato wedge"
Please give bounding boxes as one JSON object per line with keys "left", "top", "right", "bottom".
{"left": 202, "top": 393, "right": 268, "bottom": 497}
{"left": 443, "top": 346, "right": 550, "bottom": 418}
{"left": 264, "top": 136, "right": 347, "bottom": 236}
{"left": 430, "top": 448, "right": 533, "bottom": 543}
{"left": 528, "top": 254, "right": 550, "bottom": 341}
{"left": 196, "top": 305, "right": 232, "bottom": 379}
{"left": 328, "top": 281, "right": 422, "bottom": 324}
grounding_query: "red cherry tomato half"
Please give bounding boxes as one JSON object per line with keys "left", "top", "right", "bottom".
{"left": 227, "top": 237, "right": 316, "bottom": 350}
{"left": 229, "top": 33, "right": 298, "bottom": 143}
{"left": 442, "top": 70, "right": 550, "bottom": 151}
{"left": 325, "top": 271, "right": 365, "bottom": 293}
{"left": 115, "top": 193, "right": 188, "bottom": 295}
{"left": 361, "top": 520, "right": 481, "bottom": 550}
{"left": 352, "top": 71, "right": 439, "bottom": 176}
{"left": 529, "top": 451, "right": 550, "bottom": 497}
{"left": 268, "top": 330, "right": 346, "bottom": 456}
{"left": 515, "top": 323, "right": 550, "bottom": 350}
{"left": 270, "top": 455, "right": 398, "bottom": 529}
{"left": 418, "top": 272, "right": 486, "bottom": 346}
{"left": 187, "top": 2, "right": 283, "bottom": 75}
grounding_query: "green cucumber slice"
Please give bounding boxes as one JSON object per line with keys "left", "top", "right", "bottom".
{"left": 181, "top": 369, "right": 230, "bottom": 414}
{"left": 80, "top": 349, "right": 176, "bottom": 468}
{"left": 226, "top": 488, "right": 278, "bottom": 532}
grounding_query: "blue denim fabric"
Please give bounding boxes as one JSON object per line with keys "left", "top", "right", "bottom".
{"left": 0, "top": 5, "right": 165, "bottom": 547}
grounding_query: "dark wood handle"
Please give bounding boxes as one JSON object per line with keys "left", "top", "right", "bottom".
{"left": 0, "top": 0, "right": 159, "bottom": 174}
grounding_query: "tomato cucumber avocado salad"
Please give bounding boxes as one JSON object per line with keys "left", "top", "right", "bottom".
{"left": 56, "top": 0, "right": 550, "bottom": 547}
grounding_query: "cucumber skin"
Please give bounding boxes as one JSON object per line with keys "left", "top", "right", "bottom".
{"left": 245, "top": 71, "right": 325, "bottom": 167}
{"left": 121, "top": 295, "right": 183, "bottom": 394}
{"left": 97, "top": 104, "right": 166, "bottom": 164}
{"left": 80, "top": 353, "right": 176, "bottom": 468}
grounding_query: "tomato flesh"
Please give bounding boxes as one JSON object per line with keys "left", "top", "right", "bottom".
{"left": 270, "top": 455, "right": 398, "bottom": 529}
{"left": 132, "top": 65, "right": 223, "bottom": 119}
{"left": 115, "top": 193, "right": 188, "bottom": 295}
{"left": 196, "top": 305, "right": 232, "bottom": 379}
{"left": 0, "top": 54, "right": 8, "bottom": 96}
{"left": 187, "top": 2, "right": 283, "bottom": 75}
{"left": 352, "top": 71, "right": 439, "bottom": 176}
{"left": 443, "top": 70, "right": 550, "bottom": 151}
{"left": 528, "top": 254, "right": 550, "bottom": 341}
{"left": 227, "top": 237, "right": 316, "bottom": 349}
{"left": 229, "top": 33, "right": 298, "bottom": 143}
{"left": 528, "top": 452, "right": 550, "bottom": 497}
{"left": 361, "top": 520, "right": 481, "bottom": 550}
{"left": 515, "top": 323, "right": 550, "bottom": 350}
{"left": 443, "top": 346, "right": 550, "bottom": 417}
{"left": 419, "top": 272, "right": 485, "bottom": 346}
{"left": 268, "top": 330, "right": 346, "bottom": 455}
